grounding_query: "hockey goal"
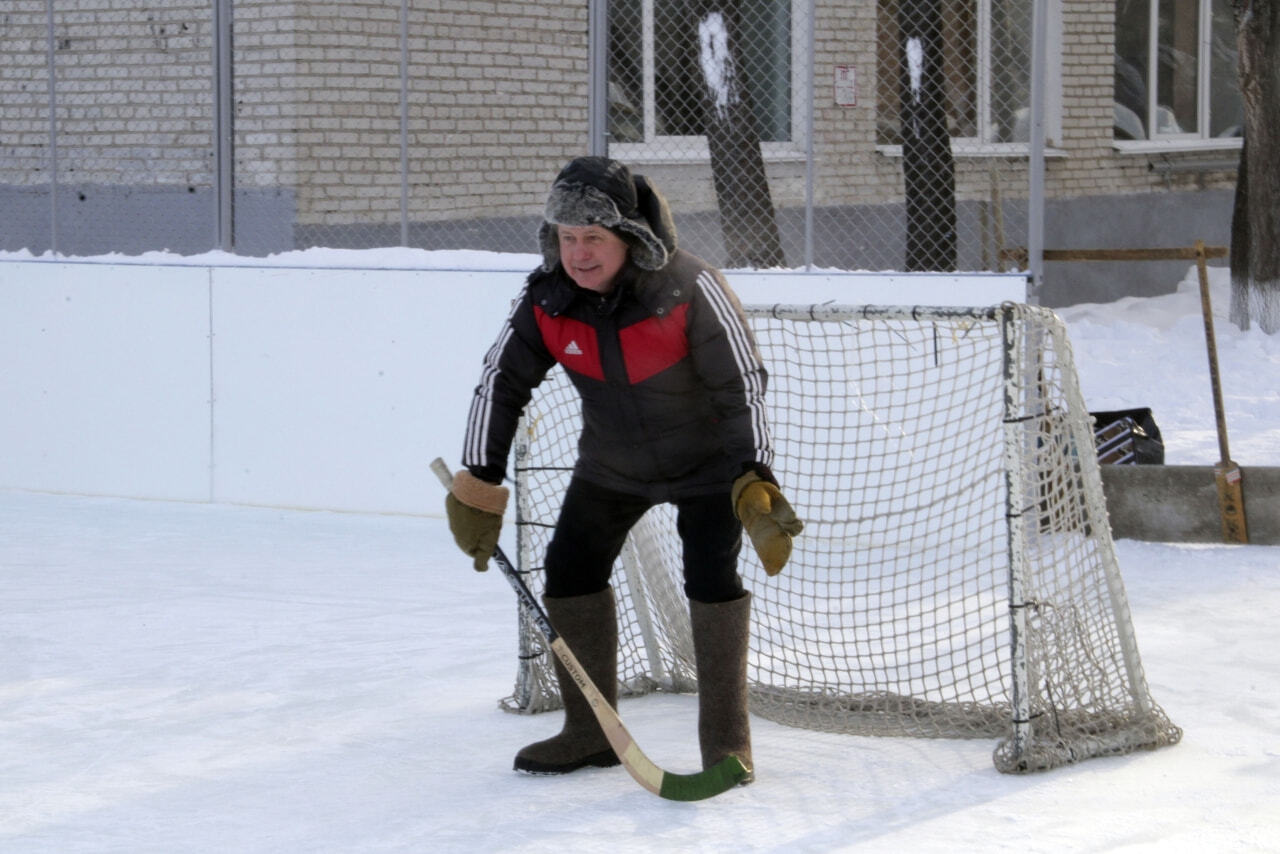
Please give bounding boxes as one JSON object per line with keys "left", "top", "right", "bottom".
{"left": 504, "top": 301, "right": 1181, "bottom": 773}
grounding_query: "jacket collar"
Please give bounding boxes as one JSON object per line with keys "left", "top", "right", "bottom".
{"left": 534, "top": 253, "right": 684, "bottom": 318}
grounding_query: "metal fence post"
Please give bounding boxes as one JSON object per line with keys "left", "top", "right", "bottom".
{"left": 44, "top": 0, "right": 60, "bottom": 254}
{"left": 802, "top": 0, "right": 816, "bottom": 270}
{"left": 588, "top": 0, "right": 609, "bottom": 156}
{"left": 214, "top": 0, "right": 234, "bottom": 252}
{"left": 399, "top": 0, "right": 411, "bottom": 246}
{"left": 1027, "top": 0, "right": 1048, "bottom": 303}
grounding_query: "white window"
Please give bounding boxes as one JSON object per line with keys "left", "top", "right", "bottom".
{"left": 876, "top": 0, "right": 1063, "bottom": 154}
{"left": 607, "top": 0, "right": 806, "bottom": 159}
{"left": 1114, "top": 0, "right": 1242, "bottom": 143}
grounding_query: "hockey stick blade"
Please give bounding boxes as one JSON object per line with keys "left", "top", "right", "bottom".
{"left": 431, "top": 457, "right": 750, "bottom": 801}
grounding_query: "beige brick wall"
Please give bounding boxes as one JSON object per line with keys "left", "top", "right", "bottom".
{"left": 811, "top": 0, "right": 907, "bottom": 208}
{"left": 230, "top": 0, "right": 588, "bottom": 226}
{"left": 1, "top": 2, "right": 55, "bottom": 185}
{"left": 1, "top": 0, "right": 213, "bottom": 187}
{"left": 409, "top": 0, "right": 587, "bottom": 218}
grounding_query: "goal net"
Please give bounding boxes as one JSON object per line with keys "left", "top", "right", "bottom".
{"left": 504, "top": 301, "right": 1181, "bottom": 774}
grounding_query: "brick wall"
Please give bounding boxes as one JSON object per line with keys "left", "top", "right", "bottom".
{"left": 1, "top": 0, "right": 213, "bottom": 188}
{"left": 230, "top": 0, "right": 588, "bottom": 227}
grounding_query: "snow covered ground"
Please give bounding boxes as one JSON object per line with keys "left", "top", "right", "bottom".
{"left": 2, "top": 258, "right": 1278, "bottom": 852}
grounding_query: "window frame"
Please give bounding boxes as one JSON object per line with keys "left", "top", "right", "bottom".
{"left": 874, "top": 0, "right": 1064, "bottom": 158}
{"left": 1112, "top": 0, "right": 1242, "bottom": 152}
{"left": 606, "top": 0, "right": 810, "bottom": 164}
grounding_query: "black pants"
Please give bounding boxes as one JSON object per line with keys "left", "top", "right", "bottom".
{"left": 543, "top": 475, "right": 745, "bottom": 604}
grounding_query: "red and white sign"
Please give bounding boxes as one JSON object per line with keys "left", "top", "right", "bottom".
{"left": 835, "top": 65, "right": 856, "bottom": 106}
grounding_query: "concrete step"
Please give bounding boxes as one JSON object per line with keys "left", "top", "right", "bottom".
{"left": 1099, "top": 464, "right": 1279, "bottom": 545}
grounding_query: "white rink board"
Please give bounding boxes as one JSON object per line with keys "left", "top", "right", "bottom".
{"left": 0, "top": 261, "right": 214, "bottom": 501}
{"left": 210, "top": 266, "right": 502, "bottom": 513}
{"left": 0, "top": 257, "right": 1026, "bottom": 512}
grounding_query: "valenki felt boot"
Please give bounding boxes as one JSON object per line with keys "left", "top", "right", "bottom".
{"left": 513, "top": 586, "right": 621, "bottom": 774}
{"left": 690, "top": 592, "right": 754, "bottom": 783}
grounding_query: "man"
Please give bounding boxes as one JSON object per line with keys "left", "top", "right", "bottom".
{"left": 444, "top": 156, "right": 801, "bottom": 783}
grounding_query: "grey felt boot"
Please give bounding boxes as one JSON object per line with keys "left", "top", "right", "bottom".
{"left": 690, "top": 592, "right": 754, "bottom": 783}
{"left": 513, "top": 587, "right": 621, "bottom": 774}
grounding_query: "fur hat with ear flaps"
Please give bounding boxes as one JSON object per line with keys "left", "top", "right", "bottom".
{"left": 539, "top": 156, "right": 678, "bottom": 272}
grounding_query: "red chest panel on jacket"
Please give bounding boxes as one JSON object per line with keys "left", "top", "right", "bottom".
{"left": 619, "top": 303, "right": 690, "bottom": 383}
{"left": 534, "top": 302, "right": 690, "bottom": 385}
{"left": 534, "top": 308, "right": 604, "bottom": 380}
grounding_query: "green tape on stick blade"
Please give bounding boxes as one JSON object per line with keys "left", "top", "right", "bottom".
{"left": 657, "top": 756, "right": 750, "bottom": 802}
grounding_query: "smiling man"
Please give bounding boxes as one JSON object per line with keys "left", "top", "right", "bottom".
{"left": 444, "top": 156, "right": 803, "bottom": 785}
{"left": 556, "top": 224, "right": 629, "bottom": 294}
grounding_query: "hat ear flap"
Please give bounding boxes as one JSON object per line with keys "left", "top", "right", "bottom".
{"left": 538, "top": 221, "right": 559, "bottom": 272}
{"left": 633, "top": 175, "right": 678, "bottom": 258}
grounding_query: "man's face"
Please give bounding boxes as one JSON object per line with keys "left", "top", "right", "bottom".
{"left": 557, "top": 224, "right": 629, "bottom": 293}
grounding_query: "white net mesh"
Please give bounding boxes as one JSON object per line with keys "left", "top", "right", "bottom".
{"left": 505, "top": 302, "right": 1181, "bottom": 773}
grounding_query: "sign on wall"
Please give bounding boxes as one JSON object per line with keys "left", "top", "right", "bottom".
{"left": 835, "top": 64, "right": 857, "bottom": 106}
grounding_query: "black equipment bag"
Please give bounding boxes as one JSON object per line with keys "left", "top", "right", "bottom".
{"left": 1091, "top": 407, "right": 1164, "bottom": 465}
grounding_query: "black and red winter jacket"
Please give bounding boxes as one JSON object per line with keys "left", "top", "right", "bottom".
{"left": 462, "top": 249, "right": 775, "bottom": 501}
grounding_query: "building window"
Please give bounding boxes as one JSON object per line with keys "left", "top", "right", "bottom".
{"left": 876, "top": 0, "right": 1061, "bottom": 151}
{"left": 608, "top": 0, "right": 799, "bottom": 156}
{"left": 1114, "top": 0, "right": 1242, "bottom": 141}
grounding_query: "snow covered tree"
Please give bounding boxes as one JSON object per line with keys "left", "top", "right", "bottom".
{"left": 690, "top": 1, "right": 786, "bottom": 268}
{"left": 1229, "top": 0, "right": 1280, "bottom": 333}
{"left": 896, "top": 0, "right": 957, "bottom": 272}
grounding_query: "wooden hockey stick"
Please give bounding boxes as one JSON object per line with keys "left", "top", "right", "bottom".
{"left": 430, "top": 458, "right": 750, "bottom": 801}
{"left": 1195, "top": 242, "right": 1248, "bottom": 543}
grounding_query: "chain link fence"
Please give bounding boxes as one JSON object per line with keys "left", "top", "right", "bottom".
{"left": 3, "top": 0, "right": 219, "bottom": 255}
{"left": 3, "top": 0, "right": 1040, "bottom": 273}
{"left": 605, "top": 0, "right": 1033, "bottom": 272}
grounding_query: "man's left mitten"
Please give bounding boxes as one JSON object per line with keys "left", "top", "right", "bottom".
{"left": 445, "top": 470, "right": 509, "bottom": 572}
{"left": 732, "top": 471, "right": 804, "bottom": 576}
